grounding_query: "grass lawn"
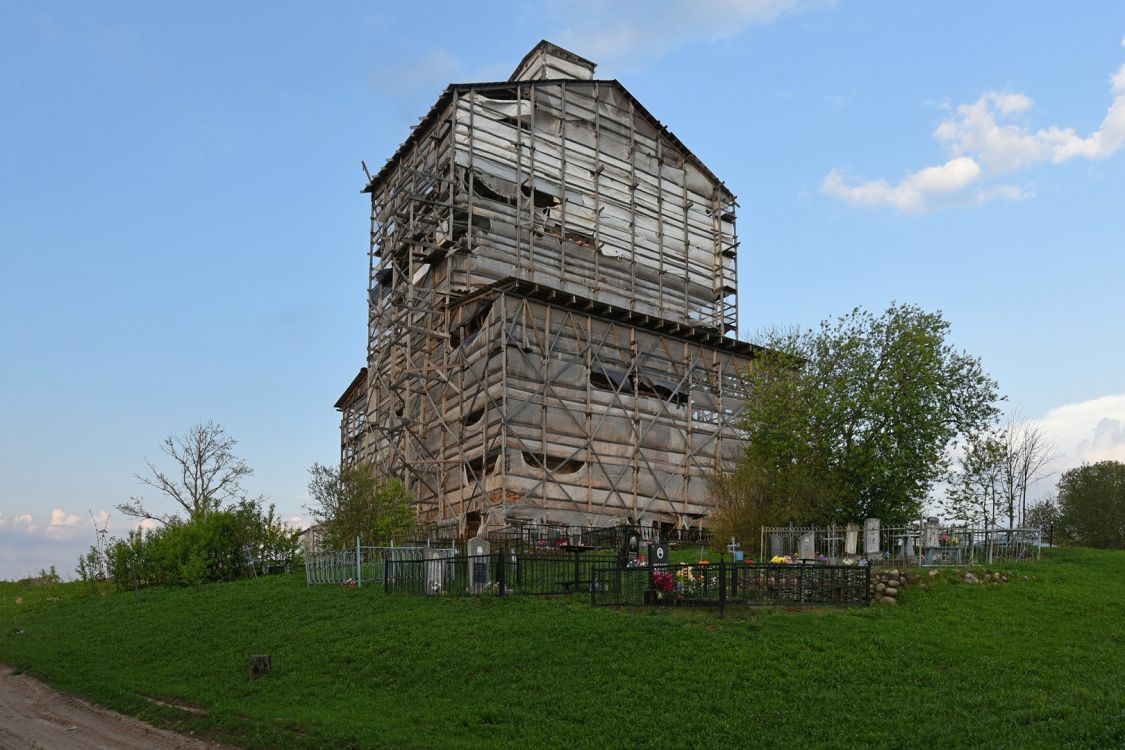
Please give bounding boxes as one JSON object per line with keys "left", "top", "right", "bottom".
{"left": 1, "top": 546, "right": 1122, "bottom": 749}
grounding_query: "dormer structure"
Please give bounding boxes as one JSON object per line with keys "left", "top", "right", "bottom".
{"left": 338, "top": 42, "right": 755, "bottom": 538}
{"left": 510, "top": 40, "right": 596, "bottom": 81}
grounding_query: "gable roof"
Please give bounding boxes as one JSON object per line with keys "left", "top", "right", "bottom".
{"left": 361, "top": 78, "right": 734, "bottom": 202}
{"left": 333, "top": 367, "right": 367, "bottom": 410}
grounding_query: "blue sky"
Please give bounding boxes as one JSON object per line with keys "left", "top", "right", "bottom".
{"left": 2, "top": 1, "right": 1124, "bottom": 578}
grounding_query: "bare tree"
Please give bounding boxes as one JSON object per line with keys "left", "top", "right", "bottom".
{"left": 997, "top": 412, "right": 1055, "bottom": 528}
{"left": 117, "top": 421, "right": 253, "bottom": 525}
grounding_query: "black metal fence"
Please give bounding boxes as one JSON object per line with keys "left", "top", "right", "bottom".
{"left": 591, "top": 562, "right": 871, "bottom": 613}
{"left": 499, "top": 523, "right": 711, "bottom": 551}
{"left": 384, "top": 551, "right": 619, "bottom": 597}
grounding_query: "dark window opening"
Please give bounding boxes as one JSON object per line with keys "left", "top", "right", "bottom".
{"left": 466, "top": 171, "right": 517, "bottom": 206}
{"left": 523, "top": 452, "right": 585, "bottom": 475}
{"left": 521, "top": 184, "right": 560, "bottom": 209}
{"left": 449, "top": 301, "right": 493, "bottom": 349}
{"left": 465, "top": 511, "right": 482, "bottom": 538}
{"left": 463, "top": 408, "right": 484, "bottom": 427}
{"left": 373, "top": 267, "right": 394, "bottom": 300}
{"left": 637, "top": 374, "right": 689, "bottom": 407}
{"left": 465, "top": 451, "right": 502, "bottom": 483}
{"left": 591, "top": 365, "right": 630, "bottom": 393}
{"left": 499, "top": 115, "right": 532, "bottom": 133}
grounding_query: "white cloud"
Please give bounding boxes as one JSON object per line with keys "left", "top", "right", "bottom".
{"left": 0, "top": 512, "right": 6, "bottom": 529}
{"left": 1076, "top": 418, "right": 1125, "bottom": 463}
{"left": 44, "top": 508, "right": 85, "bottom": 540}
{"left": 1033, "top": 394, "right": 1125, "bottom": 485}
{"left": 14, "top": 514, "right": 37, "bottom": 533}
{"left": 49, "top": 509, "right": 82, "bottom": 527}
{"left": 551, "top": 0, "right": 823, "bottom": 65}
{"left": 824, "top": 45, "right": 1125, "bottom": 211}
{"left": 821, "top": 156, "right": 982, "bottom": 211}
{"left": 936, "top": 69, "right": 1125, "bottom": 170}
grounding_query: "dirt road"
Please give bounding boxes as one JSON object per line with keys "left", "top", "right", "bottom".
{"left": 0, "top": 666, "right": 233, "bottom": 750}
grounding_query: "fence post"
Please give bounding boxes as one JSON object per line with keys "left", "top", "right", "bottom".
{"left": 647, "top": 543, "right": 655, "bottom": 605}
{"left": 1048, "top": 523, "right": 1053, "bottom": 548}
{"left": 355, "top": 536, "right": 361, "bottom": 588}
{"left": 864, "top": 564, "right": 871, "bottom": 605}
{"left": 718, "top": 561, "right": 727, "bottom": 618}
{"left": 496, "top": 549, "right": 506, "bottom": 596}
{"left": 383, "top": 552, "right": 390, "bottom": 594}
{"left": 574, "top": 550, "right": 581, "bottom": 595}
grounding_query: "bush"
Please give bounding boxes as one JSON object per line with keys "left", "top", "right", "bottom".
{"left": 97, "top": 500, "right": 300, "bottom": 590}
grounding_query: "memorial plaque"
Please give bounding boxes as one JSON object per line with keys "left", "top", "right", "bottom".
{"left": 649, "top": 542, "right": 669, "bottom": 567}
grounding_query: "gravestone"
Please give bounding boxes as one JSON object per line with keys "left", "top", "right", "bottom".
{"left": 864, "top": 518, "right": 881, "bottom": 556}
{"left": 621, "top": 529, "right": 641, "bottom": 564}
{"left": 798, "top": 531, "right": 815, "bottom": 561}
{"left": 649, "top": 542, "right": 669, "bottom": 567}
{"left": 467, "top": 537, "right": 490, "bottom": 592}
{"left": 424, "top": 547, "right": 445, "bottom": 595}
{"left": 770, "top": 533, "right": 784, "bottom": 558}
{"left": 845, "top": 523, "right": 860, "bottom": 555}
{"left": 923, "top": 517, "right": 940, "bottom": 549}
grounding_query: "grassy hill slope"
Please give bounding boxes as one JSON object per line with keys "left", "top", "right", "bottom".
{"left": 1, "top": 547, "right": 1122, "bottom": 749}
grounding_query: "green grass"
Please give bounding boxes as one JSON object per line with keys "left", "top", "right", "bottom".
{"left": 1, "top": 547, "right": 1123, "bottom": 749}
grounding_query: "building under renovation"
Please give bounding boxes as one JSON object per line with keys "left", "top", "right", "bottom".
{"left": 335, "top": 41, "right": 758, "bottom": 538}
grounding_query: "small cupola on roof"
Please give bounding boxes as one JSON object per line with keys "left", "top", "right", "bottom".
{"left": 509, "top": 40, "right": 596, "bottom": 82}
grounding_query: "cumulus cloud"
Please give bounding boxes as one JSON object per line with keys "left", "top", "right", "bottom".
{"left": 551, "top": 0, "right": 823, "bottom": 65}
{"left": 935, "top": 71, "right": 1125, "bottom": 170}
{"left": 824, "top": 44, "right": 1125, "bottom": 211}
{"left": 1033, "top": 394, "right": 1125, "bottom": 481}
{"left": 13, "top": 514, "right": 37, "bottom": 533}
{"left": 44, "top": 509, "right": 84, "bottom": 540}
{"left": 822, "top": 156, "right": 982, "bottom": 211}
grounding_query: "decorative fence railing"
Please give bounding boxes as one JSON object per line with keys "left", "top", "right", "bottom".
{"left": 591, "top": 562, "right": 871, "bottom": 613}
{"left": 760, "top": 524, "right": 1042, "bottom": 567}
{"left": 304, "top": 544, "right": 429, "bottom": 586}
{"left": 384, "top": 552, "right": 620, "bottom": 597}
{"left": 489, "top": 523, "right": 711, "bottom": 550}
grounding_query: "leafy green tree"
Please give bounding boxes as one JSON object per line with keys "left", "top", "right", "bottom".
{"left": 306, "top": 464, "right": 416, "bottom": 548}
{"left": 1024, "top": 498, "right": 1061, "bottom": 534}
{"left": 728, "top": 303, "right": 999, "bottom": 531}
{"left": 1056, "top": 461, "right": 1125, "bottom": 549}
{"left": 945, "top": 429, "right": 1005, "bottom": 526}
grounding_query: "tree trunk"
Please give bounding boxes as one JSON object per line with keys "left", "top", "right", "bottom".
{"left": 249, "top": 655, "right": 272, "bottom": 680}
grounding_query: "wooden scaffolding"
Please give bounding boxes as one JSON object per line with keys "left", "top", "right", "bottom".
{"left": 337, "top": 41, "right": 757, "bottom": 536}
